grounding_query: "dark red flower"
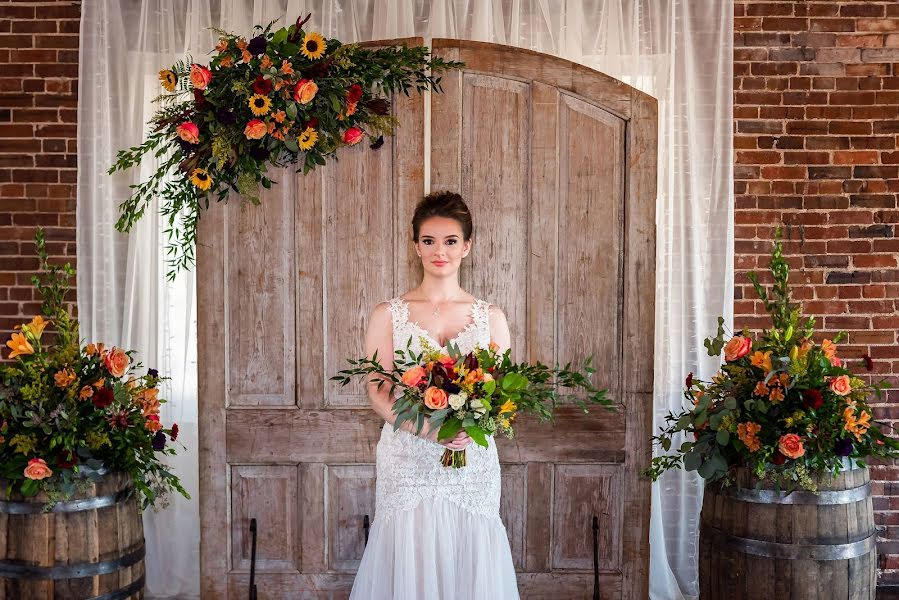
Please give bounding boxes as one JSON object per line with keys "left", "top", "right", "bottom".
{"left": 92, "top": 387, "right": 114, "bottom": 408}
{"left": 346, "top": 84, "right": 363, "bottom": 104}
{"left": 252, "top": 75, "right": 273, "bottom": 96}
{"left": 108, "top": 409, "right": 130, "bottom": 429}
{"left": 247, "top": 35, "right": 267, "bottom": 56}
{"left": 170, "top": 423, "right": 179, "bottom": 441}
{"left": 685, "top": 372, "right": 693, "bottom": 388}
{"left": 365, "top": 97, "right": 390, "bottom": 115}
{"left": 193, "top": 88, "right": 208, "bottom": 110}
{"left": 801, "top": 388, "right": 824, "bottom": 410}
{"left": 56, "top": 450, "right": 78, "bottom": 469}
{"left": 303, "top": 116, "right": 319, "bottom": 129}
{"left": 863, "top": 353, "right": 874, "bottom": 372}
{"left": 771, "top": 452, "right": 787, "bottom": 465}
{"left": 152, "top": 431, "right": 167, "bottom": 450}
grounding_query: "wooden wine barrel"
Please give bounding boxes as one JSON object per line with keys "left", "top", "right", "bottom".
{"left": 0, "top": 472, "right": 145, "bottom": 600}
{"left": 700, "top": 465, "right": 875, "bottom": 600}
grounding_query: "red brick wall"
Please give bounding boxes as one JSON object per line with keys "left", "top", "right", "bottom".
{"left": 734, "top": 0, "right": 899, "bottom": 584}
{"left": 0, "top": 0, "right": 80, "bottom": 335}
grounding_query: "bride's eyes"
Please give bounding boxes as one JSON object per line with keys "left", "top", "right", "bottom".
{"left": 421, "top": 239, "right": 457, "bottom": 245}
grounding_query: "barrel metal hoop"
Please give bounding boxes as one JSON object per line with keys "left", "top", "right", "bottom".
{"left": 0, "top": 543, "right": 144, "bottom": 579}
{"left": 702, "top": 525, "right": 875, "bottom": 560}
{"left": 88, "top": 574, "right": 146, "bottom": 600}
{"left": 0, "top": 488, "right": 133, "bottom": 514}
{"left": 717, "top": 481, "right": 870, "bottom": 505}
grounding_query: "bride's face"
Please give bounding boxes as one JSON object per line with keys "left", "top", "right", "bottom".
{"left": 415, "top": 216, "right": 471, "bottom": 277}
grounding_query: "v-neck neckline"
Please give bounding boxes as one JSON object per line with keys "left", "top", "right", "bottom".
{"left": 400, "top": 297, "right": 479, "bottom": 348}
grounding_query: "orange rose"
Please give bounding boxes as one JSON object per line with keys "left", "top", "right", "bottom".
{"left": 294, "top": 79, "right": 318, "bottom": 104}
{"left": 244, "top": 119, "right": 267, "bottom": 139}
{"left": 401, "top": 365, "right": 426, "bottom": 387}
{"left": 343, "top": 126, "right": 363, "bottom": 145}
{"left": 778, "top": 433, "right": 805, "bottom": 459}
{"left": 830, "top": 374, "right": 852, "bottom": 396}
{"left": 145, "top": 414, "right": 163, "bottom": 433}
{"left": 723, "top": 336, "right": 752, "bottom": 362}
{"left": 104, "top": 347, "right": 130, "bottom": 378}
{"left": 488, "top": 341, "right": 500, "bottom": 352}
{"left": 437, "top": 354, "right": 456, "bottom": 370}
{"left": 424, "top": 386, "right": 448, "bottom": 410}
{"left": 24, "top": 458, "right": 52, "bottom": 480}
{"left": 189, "top": 64, "right": 212, "bottom": 89}
{"left": 176, "top": 121, "right": 200, "bottom": 144}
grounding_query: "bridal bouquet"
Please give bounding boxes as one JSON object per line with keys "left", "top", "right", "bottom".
{"left": 333, "top": 339, "right": 612, "bottom": 468}
{"left": 645, "top": 231, "right": 899, "bottom": 490}
{"left": 0, "top": 230, "right": 189, "bottom": 508}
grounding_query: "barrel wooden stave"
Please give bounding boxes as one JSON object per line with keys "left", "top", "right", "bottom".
{"left": 700, "top": 467, "right": 875, "bottom": 600}
{"left": 0, "top": 472, "right": 145, "bottom": 600}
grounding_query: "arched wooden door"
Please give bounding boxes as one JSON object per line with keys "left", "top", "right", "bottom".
{"left": 197, "top": 38, "right": 656, "bottom": 599}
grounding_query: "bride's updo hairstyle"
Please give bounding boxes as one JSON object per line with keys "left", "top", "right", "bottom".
{"left": 411, "top": 191, "right": 474, "bottom": 243}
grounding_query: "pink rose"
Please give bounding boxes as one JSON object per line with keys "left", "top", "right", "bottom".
{"left": 778, "top": 433, "right": 805, "bottom": 459}
{"left": 723, "top": 336, "right": 752, "bottom": 362}
{"left": 401, "top": 365, "right": 426, "bottom": 387}
{"left": 24, "top": 458, "right": 52, "bottom": 480}
{"left": 830, "top": 374, "right": 852, "bottom": 396}
{"left": 190, "top": 64, "right": 212, "bottom": 90}
{"left": 104, "top": 347, "right": 130, "bottom": 378}
{"left": 176, "top": 122, "right": 200, "bottom": 144}
{"left": 424, "top": 386, "right": 448, "bottom": 410}
{"left": 244, "top": 119, "right": 267, "bottom": 139}
{"left": 293, "top": 79, "right": 318, "bottom": 104}
{"left": 343, "top": 127, "right": 363, "bottom": 145}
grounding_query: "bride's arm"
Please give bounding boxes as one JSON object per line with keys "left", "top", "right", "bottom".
{"left": 487, "top": 304, "right": 512, "bottom": 354}
{"left": 363, "top": 302, "right": 436, "bottom": 439}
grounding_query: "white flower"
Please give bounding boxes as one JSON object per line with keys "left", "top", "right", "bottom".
{"left": 448, "top": 394, "right": 465, "bottom": 410}
{"left": 470, "top": 398, "right": 487, "bottom": 416}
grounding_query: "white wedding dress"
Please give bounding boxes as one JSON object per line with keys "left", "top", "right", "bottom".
{"left": 349, "top": 297, "right": 520, "bottom": 599}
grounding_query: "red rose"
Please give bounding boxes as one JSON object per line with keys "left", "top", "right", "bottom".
{"left": 252, "top": 75, "right": 273, "bottom": 95}
{"left": 802, "top": 389, "right": 824, "bottom": 410}
{"left": 685, "top": 372, "right": 693, "bottom": 388}
{"left": 170, "top": 423, "right": 179, "bottom": 441}
{"left": 343, "top": 126, "right": 363, "bottom": 145}
{"left": 346, "top": 84, "right": 363, "bottom": 103}
{"left": 771, "top": 452, "right": 787, "bottom": 465}
{"left": 92, "top": 387, "right": 114, "bottom": 408}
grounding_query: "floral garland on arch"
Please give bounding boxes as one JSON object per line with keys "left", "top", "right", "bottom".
{"left": 109, "top": 15, "right": 463, "bottom": 279}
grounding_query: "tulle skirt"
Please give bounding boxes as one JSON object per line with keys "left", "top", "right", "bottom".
{"left": 349, "top": 497, "right": 520, "bottom": 599}
{"left": 349, "top": 424, "right": 519, "bottom": 599}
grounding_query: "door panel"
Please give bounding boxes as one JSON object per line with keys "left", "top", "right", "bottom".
{"left": 199, "top": 37, "right": 656, "bottom": 599}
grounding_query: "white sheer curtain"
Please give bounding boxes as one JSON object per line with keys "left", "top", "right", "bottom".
{"left": 78, "top": 2, "right": 732, "bottom": 598}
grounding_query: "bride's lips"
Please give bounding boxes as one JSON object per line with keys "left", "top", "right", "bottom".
{"left": 432, "top": 261, "right": 448, "bottom": 266}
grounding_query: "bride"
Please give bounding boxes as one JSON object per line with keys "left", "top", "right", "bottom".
{"left": 349, "top": 191, "right": 520, "bottom": 599}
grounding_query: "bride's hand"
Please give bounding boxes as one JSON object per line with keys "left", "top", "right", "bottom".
{"left": 419, "top": 421, "right": 472, "bottom": 449}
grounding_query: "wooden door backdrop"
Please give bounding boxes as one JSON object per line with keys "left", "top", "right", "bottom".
{"left": 197, "top": 38, "right": 657, "bottom": 599}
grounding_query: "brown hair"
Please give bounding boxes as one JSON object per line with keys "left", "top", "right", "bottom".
{"left": 411, "top": 191, "right": 474, "bottom": 242}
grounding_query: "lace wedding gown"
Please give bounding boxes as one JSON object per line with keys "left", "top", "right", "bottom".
{"left": 349, "top": 297, "right": 520, "bottom": 599}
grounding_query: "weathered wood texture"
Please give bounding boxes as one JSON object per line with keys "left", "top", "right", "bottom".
{"left": 700, "top": 467, "right": 876, "bottom": 600}
{"left": 198, "top": 37, "right": 657, "bottom": 599}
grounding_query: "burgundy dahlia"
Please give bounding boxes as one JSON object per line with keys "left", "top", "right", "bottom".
{"left": 92, "top": 387, "right": 114, "bottom": 409}
{"left": 252, "top": 75, "right": 273, "bottom": 96}
{"left": 801, "top": 388, "right": 824, "bottom": 410}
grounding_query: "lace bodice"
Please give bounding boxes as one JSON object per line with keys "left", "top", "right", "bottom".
{"left": 387, "top": 296, "right": 492, "bottom": 356}
{"left": 373, "top": 296, "right": 502, "bottom": 521}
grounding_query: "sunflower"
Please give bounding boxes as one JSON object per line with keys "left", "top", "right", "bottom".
{"left": 298, "top": 127, "right": 318, "bottom": 150}
{"left": 301, "top": 32, "right": 326, "bottom": 60}
{"left": 190, "top": 168, "right": 213, "bottom": 190}
{"left": 159, "top": 69, "right": 177, "bottom": 92}
{"left": 248, "top": 94, "right": 272, "bottom": 116}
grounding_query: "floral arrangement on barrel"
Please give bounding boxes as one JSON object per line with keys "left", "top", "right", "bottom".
{"left": 646, "top": 231, "right": 899, "bottom": 491}
{"left": 0, "top": 230, "right": 188, "bottom": 508}
{"left": 333, "top": 338, "right": 613, "bottom": 468}
{"left": 109, "top": 14, "right": 463, "bottom": 278}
